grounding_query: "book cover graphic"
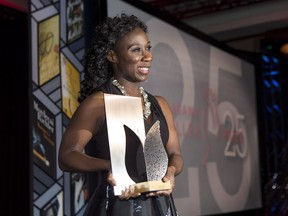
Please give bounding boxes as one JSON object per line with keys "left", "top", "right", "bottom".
{"left": 40, "top": 191, "right": 63, "bottom": 216}
{"left": 71, "top": 173, "right": 88, "bottom": 215}
{"left": 61, "top": 54, "right": 80, "bottom": 118}
{"left": 38, "top": 15, "right": 60, "bottom": 85}
{"left": 32, "top": 96, "right": 57, "bottom": 179}
{"left": 67, "top": 0, "right": 84, "bottom": 43}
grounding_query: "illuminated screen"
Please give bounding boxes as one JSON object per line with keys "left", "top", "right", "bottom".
{"left": 107, "top": 0, "right": 262, "bottom": 215}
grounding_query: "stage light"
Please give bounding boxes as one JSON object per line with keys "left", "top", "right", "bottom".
{"left": 271, "top": 57, "right": 279, "bottom": 65}
{"left": 265, "top": 71, "right": 279, "bottom": 76}
{"left": 271, "top": 79, "right": 280, "bottom": 88}
{"left": 280, "top": 43, "right": 288, "bottom": 55}
{"left": 264, "top": 80, "right": 271, "bottom": 88}
{"left": 273, "top": 104, "right": 281, "bottom": 113}
{"left": 265, "top": 45, "right": 273, "bottom": 50}
{"left": 261, "top": 54, "right": 270, "bottom": 63}
{"left": 266, "top": 106, "right": 273, "bottom": 113}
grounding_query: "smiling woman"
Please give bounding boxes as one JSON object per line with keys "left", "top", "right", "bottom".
{"left": 58, "top": 13, "right": 184, "bottom": 216}
{"left": 107, "top": 27, "right": 153, "bottom": 85}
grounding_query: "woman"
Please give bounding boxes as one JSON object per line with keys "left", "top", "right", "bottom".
{"left": 59, "top": 13, "right": 184, "bottom": 216}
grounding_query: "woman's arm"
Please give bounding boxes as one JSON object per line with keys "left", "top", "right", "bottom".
{"left": 156, "top": 95, "right": 184, "bottom": 177}
{"left": 58, "top": 92, "right": 110, "bottom": 173}
{"left": 146, "top": 95, "right": 184, "bottom": 197}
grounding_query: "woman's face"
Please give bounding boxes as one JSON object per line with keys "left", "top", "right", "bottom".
{"left": 111, "top": 27, "right": 153, "bottom": 82}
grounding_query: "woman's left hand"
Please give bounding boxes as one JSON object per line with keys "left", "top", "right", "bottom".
{"left": 146, "top": 166, "right": 175, "bottom": 197}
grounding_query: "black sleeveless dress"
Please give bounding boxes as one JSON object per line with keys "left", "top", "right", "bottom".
{"left": 83, "top": 80, "right": 179, "bottom": 216}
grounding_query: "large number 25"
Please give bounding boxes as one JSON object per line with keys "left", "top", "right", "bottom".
{"left": 207, "top": 47, "right": 251, "bottom": 212}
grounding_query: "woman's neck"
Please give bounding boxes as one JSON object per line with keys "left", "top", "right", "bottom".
{"left": 112, "top": 77, "right": 141, "bottom": 97}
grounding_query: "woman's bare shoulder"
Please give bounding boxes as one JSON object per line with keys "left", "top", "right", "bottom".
{"left": 72, "top": 91, "right": 105, "bottom": 119}
{"left": 154, "top": 95, "right": 168, "bottom": 106}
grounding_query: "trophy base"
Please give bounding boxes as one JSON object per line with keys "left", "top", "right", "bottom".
{"left": 132, "top": 180, "right": 171, "bottom": 193}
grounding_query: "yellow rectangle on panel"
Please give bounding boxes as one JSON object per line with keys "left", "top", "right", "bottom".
{"left": 61, "top": 54, "right": 80, "bottom": 118}
{"left": 38, "top": 15, "right": 60, "bottom": 85}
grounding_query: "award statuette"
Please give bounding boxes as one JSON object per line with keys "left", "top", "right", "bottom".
{"left": 104, "top": 94, "right": 171, "bottom": 195}
{"left": 131, "top": 120, "right": 171, "bottom": 193}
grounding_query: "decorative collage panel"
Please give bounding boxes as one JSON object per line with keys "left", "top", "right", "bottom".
{"left": 30, "top": 0, "right": 86, "bottom": 215}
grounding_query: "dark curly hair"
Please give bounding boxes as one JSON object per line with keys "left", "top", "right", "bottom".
{"left": 78, "top": 13, "right": 148, "bottom": 102}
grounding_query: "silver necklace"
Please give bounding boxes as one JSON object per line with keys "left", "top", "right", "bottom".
{"left": 111, "top": 78, "right": 151, "bottom": 119}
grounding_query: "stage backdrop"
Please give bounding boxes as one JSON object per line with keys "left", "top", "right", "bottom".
{"left": 107, "top": 0, "right": 262, "bottom": 215}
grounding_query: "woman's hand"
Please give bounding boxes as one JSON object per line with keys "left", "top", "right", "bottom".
{"left": 107, "top": 171, "right": 141, "bottom": 200}
{"left": 107, "top": 170, "right": 116, "bottom": 186}
{"left": 146, "top": 166, "right": 176, "bottom": 197}
{"left": 119, "top": 185, "right": 141, "bottom": 200}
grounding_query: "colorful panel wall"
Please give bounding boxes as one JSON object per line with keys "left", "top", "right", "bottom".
{"left": 30, "top": 0, "right": 86, "bottom": 215}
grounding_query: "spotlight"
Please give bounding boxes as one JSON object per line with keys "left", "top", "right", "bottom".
{"left": 280, "top": 43, "right": 288, "bottom": 55}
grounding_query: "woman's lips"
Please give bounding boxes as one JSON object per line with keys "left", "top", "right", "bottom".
{"left": 138, "top": 67, "right": 150, "bottom": 74}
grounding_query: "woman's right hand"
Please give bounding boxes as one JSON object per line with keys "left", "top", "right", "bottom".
{"left": 107, "top": 170, "right": 116, "bottom": 186}
{"left": 119, "top": 185, "right": 141, "bottom": 200}
{"left": 107, "top": 171, "right": 141, "bottom": 200}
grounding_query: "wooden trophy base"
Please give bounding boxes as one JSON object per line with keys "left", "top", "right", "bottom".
{"left": 132, "top": 180, "right": 171, "bottom": 193}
